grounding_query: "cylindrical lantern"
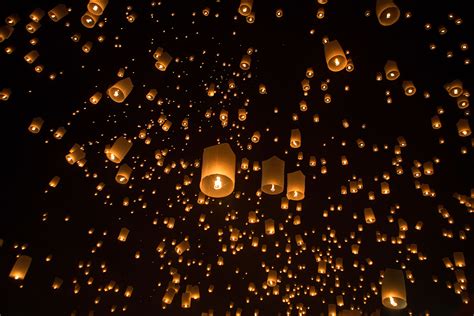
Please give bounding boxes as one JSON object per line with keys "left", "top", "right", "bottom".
{"left": 90, "top": 92, "right": 102, "bottom": 104}
{"left": 199, "top": 143, "right": 236, "bottom": 198}
{"left": 457, "top": 119, "right": 471, "bottom": 137}
{"left": 9, "top": 255, "right": 32, "bottom": 280}
{"left": 364, "top": 208, "right": 376, "bottom": 224}
{"left": 324, "top": 40, "right": 347, "bottom": 72}
{"left": 26, "top": 21, "right": 41, "bottom": 34}
{"left": 240, "top": 54, "right": 251, "bottom": 70}
{"left": 384, "top": 60, "right": 400, "bottom": 80}
{"left": 444, "top": 80, "right": 463, "bottom": 97}
{"left": 402, "top": 80, "right": 416, "bottom": 96}
{"left": 261, "top": 156, "right": 285, "bottom": 195}
{"left": 287, "top": 171, "right": 305, "bottom": 201}
{"left": 155, "top": 52, "right": 172, "bottom": 71}
{"left": 267, "top": 270, "right": 277, "bottom": 287}
{"left": 30, "top": 8, "right": 45, "bottom": 22}
{"left": 105, "top": 136, "right": 132, "bottom": 163}
{"left": 81, "top": 12, "right": 99, "bottom": 28}
{"left": 28, "top": 117, "right": 44, "bottom": 133}
{"left": 265, "top": 219, "right": 275, "bottom": 235}
{"left": 376, "top": 0, "right": 400, "bottom": 26}
{"left": 116, "top": 164, "right": 132, "bottom": 184}
{"left": 238, "top": 0, "right": 253, "bottom": 16}
{"left": 24, "top": 50, "right": 39, "bottom": 64}
{"left": 107, "top": 77, "right": 134, "bottom": 103}
{"left": 53, "top": 127, "right": 66, "bottom": 139}
{"left": 117, "top": 227, "right": 130, "bottom": 241}
{"left": 381, "top": 268, "right": 407, "bottom": 309}
{"left": 48, "top": 4, "right": 69, "bottom": 22}
{"left": 290, "top": 129, "right": 301, "bottom": 148}
{"left": 0, "top": 26, "right": 14, "bottom": 42}
{"left": 65, "top": 144, "right": 86, "bottom": 165}
{"left": 87, "top": 0, "right": 109, "bottom": 15}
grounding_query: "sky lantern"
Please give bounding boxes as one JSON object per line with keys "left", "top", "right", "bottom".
{"left": 200, "top": 143, "right": 236, "bottom": 198}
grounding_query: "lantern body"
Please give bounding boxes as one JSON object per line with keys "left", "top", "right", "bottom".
{"left": 265, "top": 219, "right": 275, "bottom": 235}
{"left": 384, "top": 60, "right": 400, "bottom": 80}
{"left": 0, "top": 25, "right": 14, "bottom": 42}
{"left": 28, "top": 117, "right": 44, "bottom": 133}
{"left": 200, "top": 143, "right": 236, "bottom": 198}
{"left": 381, "top": 268, "right": 407, "bottom": 309}
{"left": 287, "top": 171, "right": 305, "bottom": 201}
{"left": 267, "top": 270, "right": 277, "bottom": 287}
{"left": 238, "top": 0, "right": 253, "bottom": 16}
{"left": 376, "top": 0, "right": 400, "bottom": 26}
{"left": 9, "top": 255, "right": 32, "bottom": 280}
{"left": 290, "top": 129, "right": 301, "bottom": 148}
{"left": 261, "top": 156, "right": 285, "bottom": 195}
{"left": 48, "top": 4, "right": 69, "bottom": 22}
{"left": 88, "top": 0, "right": 109, "bottom": 15}
{"left": 155, "top": 52, "right": 172, "bottom": 71}
{"left": 81, "top": 12, "right": 99, "bottom": 28}
{"left": 116, "top": 164, "right": 132, "bottom": 184}
{"left": 108, "top": 77, "right": 134, "bottom": 103}
{"left": 240, "top": 55, "right": 251, "bottom": 70}
{"left": 457, "top": 119, "right": 471, "bottom": 137}
{"left": 324, "top": 40, "right": 347, "bottom": 72}
{"left": 106, "top": 136, "right": 132, "bottom": 163}
{"left": 118, "top": 227, "right": 130, "bottom": 241}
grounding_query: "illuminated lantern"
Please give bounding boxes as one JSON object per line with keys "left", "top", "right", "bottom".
{"left": 287, "top": 171, "right": 305, "bottom": 201}
{"left": 24, "top": 50, "right": 39, "bottom": 64}
{"left": 30, "top": 8, "right": 45, "bottom": 22}
{"left": 5, "top": 14, "right": 20, "bottom": 26}
{"left": 238, "top": 0, "right": 253, "bottom": 16}
{"left": 324, "top": 40, "right": 347, "bottom": 72}
{"left": 200, "top": 143, "right": 236, "bottom": 198}
{"left": 26, "top": 21, "right": 41, "bottom": 33}
{"left": 265, "top": 219, "right": 275, "bottom": 235}
{"left": 52, "top": 277, "right": 63, "bottom": 289}
{"left": 306, "top": 67, "right": 314, "bottom": 78}
{"left": 88, "top": 0, "right": 109, "bottom": 15}
{"left": 290, "top": 129, "right": 302, "bottom": 148}
{"left": 457, "top": 95, "right": 469, "bottom": 109}
{"left": 66, "top": 144, "right": 86, "bottom": 165}
{"left": 240, "top": 54, "right": 251, "bottom": 70}
{"left": 381, "top": 182, "right": 390, "bottom": 194}
{"left": 162, "top": 120, "right": 172, "bottom": 131}
{"left": 267, "top": 270, "right": 277, "bottom": 287}
{"left": 261, "top": 156, "right": 285, "bottom": 195}
{"left": 48, "top": 4, "right": 69, "bottom": 22}
{"left": 281, "top": 197, "right": 289, "bottom": 209}
{"left": 381, "top": 268, "right": 407, "bottom": 309}
{"left": 105, "top": 136, "right": 132, "bottom": 163}
{"left": 182, "top": 292, "right": 191, "bottom": 308}
{"left": 162, "top": 288, "right": 176, "bottom": 304}
{"left": 384, "top": 60, "right": 400, "bottom": 80}
{"left": 431, "top": 115, "right": 442, "bottom": 129}
{"left": 251, "top": 131, "right": 261, "bottom": 143}
{"left": 53, "top": 127, "right": 66, "bottom": 139}
{"left": 364, "top": 208, "right": 376, "bottom": 224}
{"left": 444, "top": 80, "right": 463, "bottom": 97}
{"left": 116, "top": 164, "right": 132, "bottom": 184}
{"left": 107, "top": 77, "right": 134, "bottom": 103}
{"left": 125, "top": 286, "right": 133, "bottom": 297}
{"left": 175, "top": 240, "right": 190, "bottom": 255}
{"left": 155, "top": 52, "right": 172, "bottom": 71}
{"left": 457, "top": 119, "right": 471, "bottom": 137}
{"left": 346, "top": 58, "right": 355, "bottom": 72}
{"left": 0, "top": 26, "right": 14, "bottom": 42}
{"left": 9, "top": 255, "right": 32, "bottom": 280}
{"left": 117, "top": 227, "right": 130, "bottom": 242}
{"left": 81, "top": 12, "right": 99, "bottom": 28}
{"left": 376, "top": 0, "right": 400, "bottom": 26}
{"left": 301, "top": 79, "right": 310, "bottom": 91}
{"left": 328, "top": 304, "right": 337, "bottom": 316}
{"left": 246, "top": 11, "right": 256, "bottom": 23}
{"left": 318, "top": 261, "right": 327, "bottom": 274}
{"left": 402, "top": 81, "right": 416, "bottom": 96}
{"left": 49, "top": 176, "right": 60, "bottom": 188}
{"left": 28, "top": 117, "right": 44, "bottom": 133}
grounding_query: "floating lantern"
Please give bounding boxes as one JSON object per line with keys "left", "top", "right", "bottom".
{"left": 88, "top": 0, "right": 109, "bottom": 15}
{"left": 116, "top": 164, "right": 132, "bottom": 184}
{"left": 199, "top": 143, "right": 236, "bottom": 198}
{"left": 155, "top": 52, "right": 172, "bottom": 71}
{"left": 376, "top": 0, "right": 400, "bottom": 26}
{"left": 444, "top": 80, "right": 463, "bottom": 97}
{"left": 240, "top": 55, "right": 251, "bottom": 70}
{"left": 290, "top": 129, "right": 302, "bottom": 148}
{"left": 117, "top": 227, "right": 130, "bottom": 242}
{"left": 267, "top": 270, "right": 277, "bottom": 287}
{"left": 324, "top": 40, "right": 347, "bottom": 72}
{"left": 0, "top": 26, "right": 14, "bottom": 42}
{"left": 287, "top": 171, "right": 305, "bottom": 201}
{"left": 48, "top": 4, "right": 69, "bottom": 22}
{"left": 238, "top": 0, "right": 253, "bottom": 16}
{"left": 107, "top": 77, "right": 134, "bottom": 103}
{"left": 382, "top": 268, "right": 407, "bottom": 309}
{"left": 28, "top": 117, "right": 44, "bottom": 133}
{"left": 81, "top": 12, "right": 99, "bottom": 28}
{"left": 457, "top": 119, "right": 471, "bottom": 137}
{"left": 384, "top": 60, "right": 400, "bottom": 80}
{"left": 261, "top": 156, "right": 285, "bottom": 195}
{"left": 105, "top": 136, "right": 132, "bottom": 163}
{"left": 9, "top": 255, "right": 32, "bottom": 280}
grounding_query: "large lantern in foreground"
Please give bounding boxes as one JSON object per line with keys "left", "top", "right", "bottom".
{"left": 105, "top": 136, "right": 132, "bottom": 163}
{"left": 287, "top": 171, "right": 305, "bottom": 201}
{"left": 324, "top": 40, "right": 347, "bottom": 72}
{"left": 376, "top": 0, "right": 400, "bottom": 26}
{"left": 107, "top": 77, "right": 134, "bottom": 103}
{"left": 381, "top": 268, "right": 407, "bottom": 309}
{"left": 261, "top": 156, "right": 285, "bottom": 195}
{"left": 200, "top": 143, "right": 236, "bottom": 198}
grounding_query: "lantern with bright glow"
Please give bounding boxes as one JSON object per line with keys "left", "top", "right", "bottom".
{"left": 261, "top": 156, "right": 285, "bottom": 195}
{"left": 376, "top": 0, "right": 400, "bottom": 26}
{"left": 324, "top": 40, "right": 347, "bottom": 72}
{"left": 381, "top": 268, "right": 407, "bottom": 309}
{"left": 287, "top": 171, "right": 305, "bottom": 201}
{"left": 107, "top": 77, "right": 134, "bottom": 103}
{"left": 105, "top": 136, "right": 132, "bottom": 163}
{"left": 200, "top": 143, "right": 236, "bottom": 198}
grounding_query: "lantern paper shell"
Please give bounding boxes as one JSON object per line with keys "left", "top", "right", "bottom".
{"left": 265, "top": 219, "right": 275, "bottom": 235}
{"left": 199, "top": 143, "right": 236, "bottom": 198}
{"left": 107, "top": 77, "right": 134, "bottom": 103}
{"left": 28, "top": 117, "right": 44, "bottom": 133}
{"left": 9, "top": 255, "right": 32, "bottom": 280}
{"left": 240, "top": 54, "right": 251, "bottom": 70}
{"left": 444, "top": 80, "right": 463, "bottom": 97}
{"left": 238, "top": 0, "right": 253, "bottom": 16}
{"left": 0, "top": 25, "right": 14, "bottom": 42}
{"left": 66, "top": 144, "right": 86, "bottom": 165}
{"left": 106, "top": 136, "right": 132, "bottom": 163}
{"left": 116, "top": 164, "right": 132, "bottom": 184}
{"left": 155, "top": 52, "right": 172, "bottom": 71}
{"left": 290, "top": 129, "right": 302, "bottom": 148}
{"left": 118, "top": 227, "right": 130, "bottom": 241}
{"left": 81, "top": 12, "right": 99, "bottom": 28}
{"left": 88, "top": 0, "right": 109, "bottom": 15}
{"left": 457, "top": 119, "right": 471, "bottom": 137}
{"left": 384, "top": 60, "right": 400, "bottom": 80}
{"left": 261, "top": 156, "right": 285, "bottom": 195}
{"left": 48, "top": 4, "right": 69, "bottom": 22}
{"left": 287, "top": 171, "right": 305, "bottom": 201}
{"left": 382, "top": 268, "right": 407, "bottom": 309}
{"left": 376, "top": 0, "right": 400, "bottom": 26}
{"left": 30, "top": 8, "right": 45, "bottom": 22}
{"left": 267, "top": 270, "right": 277, "bottom": 287}
{"left": 324, "top": 40, "right": 347, "bottom": 72}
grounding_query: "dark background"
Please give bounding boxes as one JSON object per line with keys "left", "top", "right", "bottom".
{"left": 0, "top": 0, "right": 473, "bottom": 315}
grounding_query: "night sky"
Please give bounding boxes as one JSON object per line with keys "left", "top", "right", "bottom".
{"left": 1, "top": 0, "right": 474, "bottom": 315}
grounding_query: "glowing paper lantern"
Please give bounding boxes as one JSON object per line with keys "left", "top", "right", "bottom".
{"left": 381, "top": 268, "right": 407, "bottom": 309}
{"left": 457, "top": 119, "right": 471, "bottom": 137}
{"left": 200, "top": 143, "right": 236, "bottom": 198}
{"left": 117, "top": 227, "right": 130, "bottom": 241}
{"left": 267, "top": 270, "right": 277, "bottom": 287}
{"left": 0, "top": 26, "right": 14, "bottom": 42}
{"left": 28, "top": 117, "right": 44, "bottom": 134}
{"left": 287, "top": 171, "right": 305, "bottom": 201}
{"left": 66, "top": 144, "right": 86, "bottom": 165}
{"left": 290, "top": 129, "right": 302, "bottom": 148}
{"left": 265, "top": 219, "right": 275, "bottom": 235}
{"left": 116, "top": 164, "right": 132, "bottom": 184}
{"left": 240, "top": 54, "right": 251, "bottom": 70}
{"left": 261, "top": 156, "right": 285, "bottom": 195}
{"left": 105, "top": 136, "right": 132, "bottom": 163}
{"left": 155, "top": 52, "right": 172, "bottom": 71}
{"left": 48, "top": 4, "right": 69, "bottom": 22}
{"left": 9, "top": 255, "right": 32, "bottom": 280}
{"left": 376, "top": 0, "right": 400, "bottom": 26}
{"left": 81, "top": 12, "right": 99, "bottom": 28}
{"left": 444, "top": 80, "right": 463, "bottom": 97}
{"left": 238, "top": 0, "right": 253, "bottom": 16}
{"left": 324, "top": 40, "right": 347, "bottom": 72}
{"left": 88, "top": 0, "right": 109, "bottom": 15}
{"left": 384, "top": 60, "right": 400, "bottom": 80}
{"left": 107, "top": 77, "right": 134, "bottom": 103}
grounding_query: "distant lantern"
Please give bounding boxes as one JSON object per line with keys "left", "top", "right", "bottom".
{"left": 49, "top": 176, "right": 61, "bottom": 188}
{"left": 0, "top": 25, "right": 14, "bottom": 42}
{"left": 155, "top": 52, "right": 172, "bottom": 71}
{"left": 290, "top": 129, "right": 302, "bottom": 148}
{"left": 402, "top": 81, "right": 416, "bottom": 96}
{"left": 238, "top": 0, "right": 253, "bottom": 16}
{"left": 88, "top": 0, "right": 109, "bottom": 15}
{"left": 306, "top": 67, "right": 314, "bottom": 78}
{"left": 261, "top": 156, "right": 285, "bottom": 195}
{"left": 301, "top": 79, "right": 310, "bottom": 91}
{"left": 431, "top": 115, "right": 442, "bottom": 129}
{"left": 265, "top": 219, "right": 275, "bottom": 235}
{"left": 444, "top": 80, "right": 463, "bottom": 97}
{"left": 267, "top": 270, "right": 277, "bottom": 287}
{"left": 238, "top": 108, "right": 247, "bottom": 121}
{"left": 382, "top": 268, "right": 407, "bottom": 309}
{"left": 117, "top": 227, "right": 130, "bottom": 242}
{"left": 175, "top": 240, "right": 190, "bottom": 255}
{"left": 376, "top": 0, "right": 400, "bottom": 26}
{"left": 28, "top": 117, "right": 44, "bottom": 134}
{"left": 200, "top": 143, "right": 236, "bottom": 198}
{"left": 324, "top": 40, "right": 347, "bottom": 72}
{"left": 457, "top": 119, "right": 471, "bottom": 137}
{"left": 107, "top": 77, "right": 134, "bottom": 103}
{"left": 116, "top": 164, "right": 132, "bottom": 184}
{"left": 384, "top": 60, "right": 400, "bottom": 80}
{"left": 105, "top": 136, "right": 132, "bottom": 163}
{"left": 81, "top": 12, "right": 99, "bottom": 28}
{"left": 287, "top": 171, "right": 305, "bottom": 201}
{"left": 48, "top": 4, "right": 69, "bottom": 22}
{"left": 146, "top": 89, "right": 157, "bottom": 101}
{"left": 90, "top": 92, "right": 102, "bottom": 104}
{"left": 9, "top": 255, "right": 32, "bottom": 280}
{"left": 240, "top": 54, "right": 251, "bottom": 70}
